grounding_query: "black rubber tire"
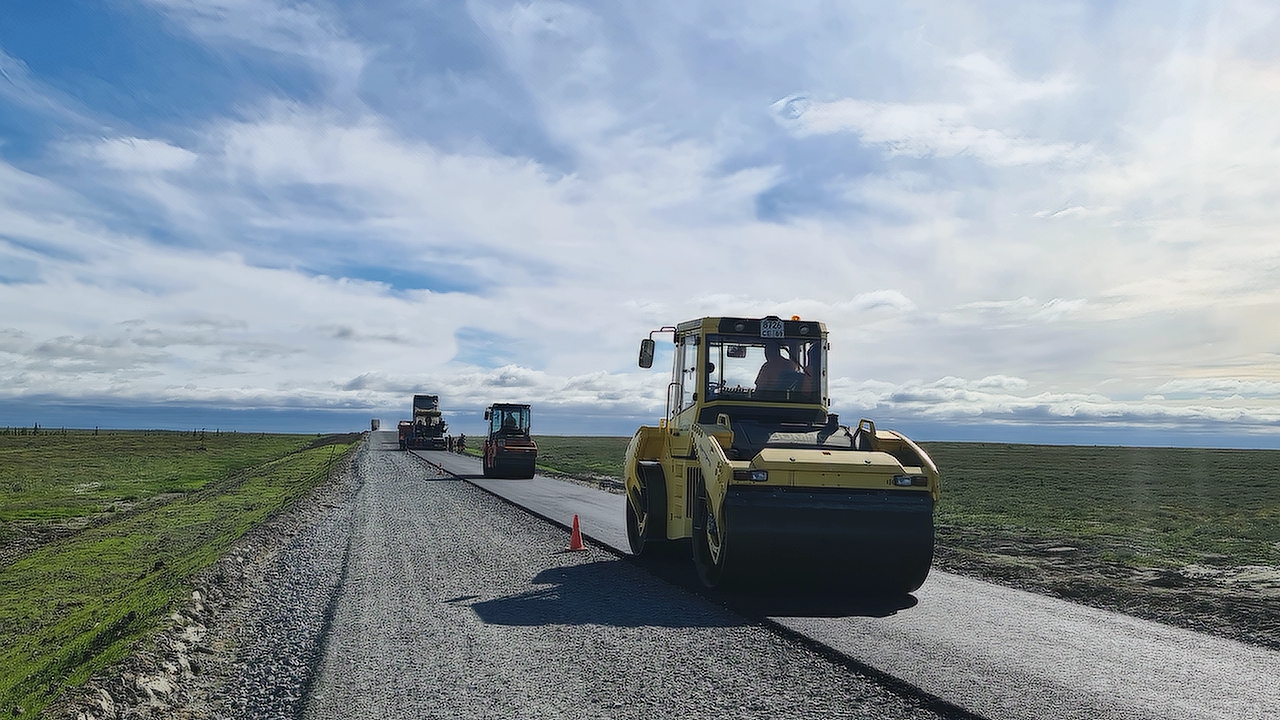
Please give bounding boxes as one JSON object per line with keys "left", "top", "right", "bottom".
{"left": 626, "top": 462, "right": 667, "bottom": 556}
{"left": 625, "top": 500, "right": 644, "bottom": 554}
{"left": 481, "top": 451, "right": 493, "bottom": 478}
{"left": 692, "top": 477, "right": 729, "bottom": 588}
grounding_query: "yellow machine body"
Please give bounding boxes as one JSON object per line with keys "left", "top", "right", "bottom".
{"left": 624, "top": 316, "right": 940, "bottom": 592}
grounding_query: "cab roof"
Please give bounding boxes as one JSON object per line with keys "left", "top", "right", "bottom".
{"left": 674, "top": 316, "right": 827, "bottom": 339}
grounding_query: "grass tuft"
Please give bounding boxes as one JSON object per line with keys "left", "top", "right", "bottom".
{"left": 0, "top": 431, "right": 359, "bottom": 717}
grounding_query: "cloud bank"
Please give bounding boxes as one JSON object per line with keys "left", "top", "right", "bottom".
{"left": 1, "top": 1, "right": 1279, "bottom": 443}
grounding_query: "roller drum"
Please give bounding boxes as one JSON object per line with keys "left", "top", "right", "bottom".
{"left": 718, "top": 486, "right": 935, "bottom": 594}
{"left": 495, "top": 453, "right": 537, "bottom": 479}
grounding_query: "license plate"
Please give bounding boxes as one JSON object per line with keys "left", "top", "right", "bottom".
{"left": 760, "top": 319, "right": 784, "bottom": 338}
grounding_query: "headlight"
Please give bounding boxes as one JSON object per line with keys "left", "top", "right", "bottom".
{"left": 733, "top": 469, "right": 769, "bottom": 482}
{"left": 497, "top": 439, "right": 505, "bottom": 448}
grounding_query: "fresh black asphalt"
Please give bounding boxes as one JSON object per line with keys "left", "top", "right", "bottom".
{"left": 418, "top": 443, "right": 1280, "bottom": 720}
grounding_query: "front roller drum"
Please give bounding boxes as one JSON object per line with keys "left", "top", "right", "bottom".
{"left": 694, "top": 485, "right": 935, "bottom": 595}
{"left": 494, "top": 452, "right": 537, "bottom": 479}
{"left": 627, "top": 461, "right": 669, "bottom": 556}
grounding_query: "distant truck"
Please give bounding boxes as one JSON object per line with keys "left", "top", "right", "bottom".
{"left": 482, "top": 403, "right": 537, "bottom": 478}
{"left": 401, "top": 394, "right": 448, "bottom": 450}
{"left": 371, "top": 418, "right": 381, "bottom": 431}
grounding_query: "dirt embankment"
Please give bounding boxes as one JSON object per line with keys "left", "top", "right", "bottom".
{"left": 933, "top": 524, "right": 1280, "bottom": 652}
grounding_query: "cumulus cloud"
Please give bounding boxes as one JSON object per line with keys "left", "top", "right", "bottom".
{"left": 834, "top": 376, "right": 1280, "bottom": 432}
{"left": 3, "top": 1, "right": 1280, "bottom": 442}
{"left": 1155, "top": 378, "right": 1280, "bottom": 400}
{"left": 0, "top": 328, "right": 32, "bottom": 354}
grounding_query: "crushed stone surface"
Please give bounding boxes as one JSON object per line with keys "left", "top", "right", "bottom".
{"left": 50, "top": 433, "right": 956, "bottom": 720}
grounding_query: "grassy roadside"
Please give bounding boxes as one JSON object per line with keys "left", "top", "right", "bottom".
{"left": 0, "top": 431, "right": 313, "bottom": 562}
{"left": 921, "top": 442, "right": 1280, "bottom": 647}
{"left": 522, "top": 435, "right": 1280, "bottom": 647}
{"left": 0, "top": 431, "right": 361, "bottom": 718}
{"left": 531, "top": 436, "right": 630, "bottom": 479}
{"left": 454, "top": 436, "right": 628, "bottom": 477}
{"left": 922, "top": 442, "right": 1280, "bottom": 571}
{"left": 519, "top": 436, "right": 1280, "bottom": 572}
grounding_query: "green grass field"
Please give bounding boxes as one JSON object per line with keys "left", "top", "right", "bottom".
{"left": 922, "top": 442, "right": 1280, "bottom": 569}
{"left": 526, "top": 435, "right": 1280, "bottom": 571}
{"left": 7, "top": 430, "right": 1278, "bottom": 713}
{"left": 0, "top": 430, "right": 359, "bottom": 717}
{"left": 0, "top": 430, "right": 310, "bottom": 527}
{"left": 532, "top": 436, "right": 630, "bottom": 478}
{"left": 524, "top": 434, "right": 1280, "bottom": 646}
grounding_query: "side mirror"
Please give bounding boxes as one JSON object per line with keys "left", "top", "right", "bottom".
{"left": 638, "top": 338, "right": 655, "bottom": 368}
{"left": 484, "top": 411, "right": 490, "bottom": 420}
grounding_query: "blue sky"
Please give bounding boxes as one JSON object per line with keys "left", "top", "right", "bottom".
{"left": 2, "top": 0, "right": 1280, "bottom": 445}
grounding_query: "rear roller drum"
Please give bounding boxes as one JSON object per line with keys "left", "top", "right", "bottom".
{"left": 692, "top": 478, "right": 732, "bottom": 588}
{"left": 494, "top": 456, "right": 535, "bottom": 479}
{"left": 517, "top": 457, "right": 537, "bottom": 479}
{"left": 626, "top": 462, "right": 667, "bottom": 556}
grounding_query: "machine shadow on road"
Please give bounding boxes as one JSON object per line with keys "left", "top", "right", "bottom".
{"left": 721, "top": 591, "right": 918, "bottom": 619}
{"left": 469, "top": 560, "right": 746, "bottom": 629}
{"left": 630, "top": 552, "right": 920, "bottom": 620}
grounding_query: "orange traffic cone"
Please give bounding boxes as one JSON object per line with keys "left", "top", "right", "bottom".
{"left": 566, "top": 514, "right": 586, "bottom": 552}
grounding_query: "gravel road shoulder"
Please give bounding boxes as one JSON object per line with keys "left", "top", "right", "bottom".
{"left": 47, "top": 434, "right": 959, "bottom": 720}
{"left": 304, "top": 442, "right": 955, "bottom": 720}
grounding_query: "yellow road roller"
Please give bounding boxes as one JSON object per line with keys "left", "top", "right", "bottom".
{"left": 625, "top": 316, "right": 940, "bottom": 593}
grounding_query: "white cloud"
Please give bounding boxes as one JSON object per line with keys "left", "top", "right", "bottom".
{"left": 139, "top": 0, "right": 365, "bottom": 92}
{"left": 776, "top": 95, "right": 1090, "bottom": 166}
{"left": 769, "top": 49, "right": 1090, "bottom": 167}
{"left": 956, "top": 297, "right": 1090, "bottom": 323}
{"left": 84, "top": 137, "right": 199, "bottom": 172}
{"left": 1155, "top": 378, "right": 1280, "bottom": 400}
{"left": 4, "top": 1, "right": 1280, "bottom": 442}
{"left": 833, "top": 376, "right": 1280, "bottom": 432}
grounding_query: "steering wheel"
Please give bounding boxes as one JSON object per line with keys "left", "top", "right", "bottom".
{"left": 779, "top": 370, "right": 806, "bottom": 392}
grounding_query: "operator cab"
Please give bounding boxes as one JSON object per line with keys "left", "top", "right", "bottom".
{"left": 645, "top": 316, "right": 829, "bottom": 424}
{"left": 641, "top": 316, "right": 852, "bottom": 460}
{"left": 485, "top": 404, "right": 531, "bottom": 438}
